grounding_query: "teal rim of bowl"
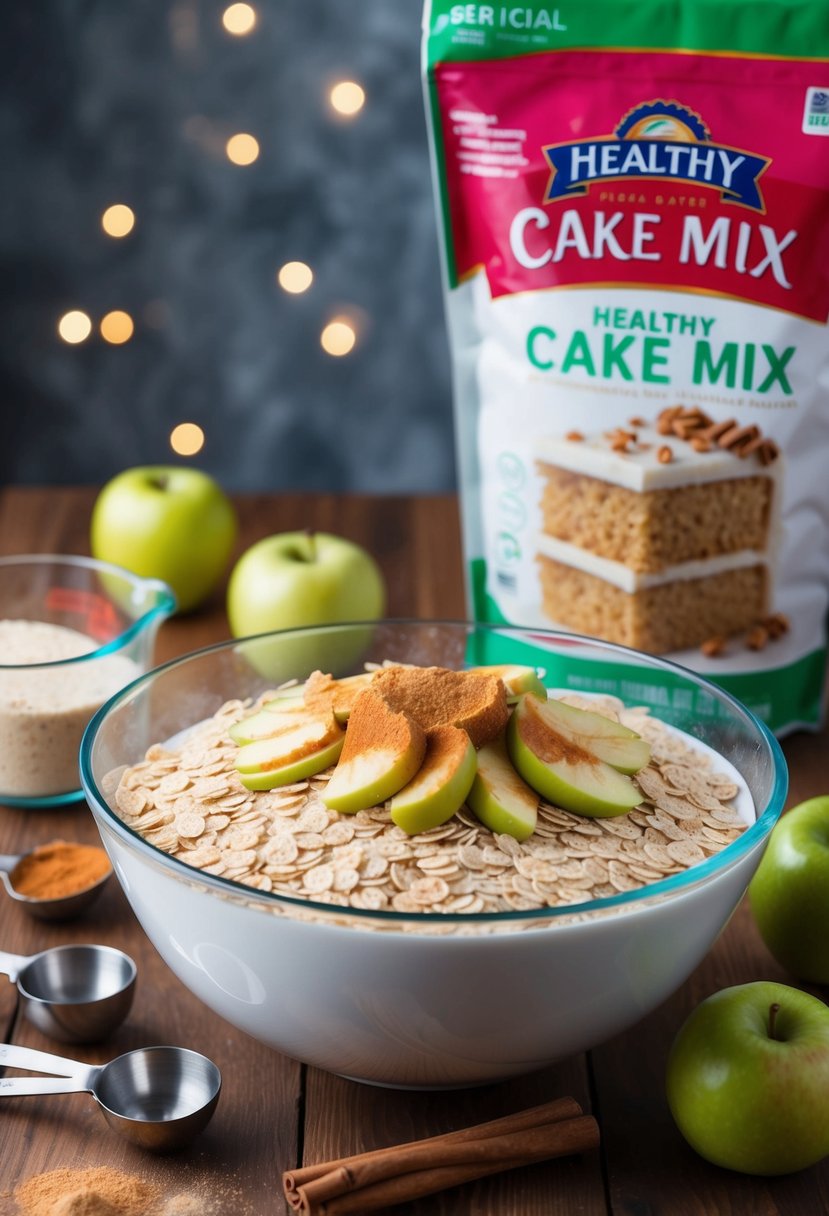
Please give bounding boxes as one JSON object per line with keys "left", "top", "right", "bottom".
{"left": 1, "top": 787, "right": 87, "bottom": 809}
{"left": 0, "top": 554, "right": 176, "bottom": 669}
{"left": 79, "top": 620, "right": 789, "bottom": 927}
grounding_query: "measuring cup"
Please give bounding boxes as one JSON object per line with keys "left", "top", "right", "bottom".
{"left": 0, "top": 1042, "right": 221, "bottom": 1150}
{"left": 0, "top": 553, "right": 176, "bottom": 807}
{"left": 0, "top": 848, "right": 112, "bottom": 921}
{"left": 0, "top": 943, "right": 136, "bottom": 1042}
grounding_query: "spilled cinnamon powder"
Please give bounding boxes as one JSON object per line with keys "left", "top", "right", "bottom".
{"left": 160, "top": 1197, "right": 203, "bottom": 1215}
{"left": 53, "top": 1194, "right": 118, "bottom": 1216}
{"left": 14, "top": 1168, "right": 158, "bottom": 1216}
{"left": 12, "top": 1167, "right": 249, "bottom": 1216}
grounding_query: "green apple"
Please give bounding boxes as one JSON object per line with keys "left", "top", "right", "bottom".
{"left": 261, "top": 684, "right": 306, "bottom": 709}
{"left": 506, "top": 694, "right": 643, "bottom": 818}
{"left": 228, "top": 532, "right": 385, "bottom": 681}
{"left": 301, "top": 670, "right": 377, "bottom": 723}
{"left": 467, "top": 734, "right": 538, "bottom": 842}
{"left": 467, "top": 663, "right": 547, "bottom": 702}
{"left": 231, "top": 672, "right": 379, "bottom": 745}
{"left": 234, "top": 712, "right": 344, "bottom": 790}
{"left": 323, "top": 690, "right": 426, "bottom": 815}
{"left": 748, "top": 795, "right": 829, "bottom": 983}
{"left": 90, "top": 466, "right": 237, "bottom": 613}
{"left": 525, "top": 695, "right": 651, "bottom": 774}
{"left": 390, "top": 726, "right": 477, "bottom": 835}
{"left": 229, "top": 702, "right": 328, "bottom": 746}
{"left": 237, "top": 735, "right": 345, "bottom": 791}
{"left": 227, "top": 530, "right": 385, "bottom": 635}
{"left": 666, "top": 982, "right": 829, "bottom": 1175}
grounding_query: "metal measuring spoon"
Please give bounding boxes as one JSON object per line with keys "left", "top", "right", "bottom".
{"left": 0, "top": 944, "right": 136, "bottom": 1042}
{"left": 0, "top": 849, "right": 112, "bottom": 921}
{"left": 0, "top": 1042, "right": 221, "bottom": 1151}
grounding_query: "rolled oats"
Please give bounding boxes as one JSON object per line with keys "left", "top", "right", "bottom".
{"left": 175, "top": 812, "right": 206, "bottom": 839}
{"left": 304, "top": 864, "right": 335, "bottom": 894}
{"left": 112, "top": 695, "right": 749, "bottom": 919}
{"left": 116, "top": 787, "right": 148, "bottom": 816}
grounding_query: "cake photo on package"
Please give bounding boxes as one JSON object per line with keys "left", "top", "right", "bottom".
{"left": 534, "top": 407, "right": 782, "bottom": 655}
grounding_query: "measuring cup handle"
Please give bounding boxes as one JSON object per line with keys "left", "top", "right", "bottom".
{"left": 0, "top": 1043, "right": 92, "bottom": 1083}
{"left": 0, "top": 1076, "right": 90, "bottom": 1096}
{"left": 0, "top": 949, "right": 30, "bottom": 983}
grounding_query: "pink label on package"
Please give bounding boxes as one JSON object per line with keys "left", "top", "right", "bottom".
{"left": 435, "top": 50, "right": 829, "bottom": 321}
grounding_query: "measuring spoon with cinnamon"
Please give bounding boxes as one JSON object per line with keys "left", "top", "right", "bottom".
{"left": 0, "top": 840, "right": 112, "bottom": 920}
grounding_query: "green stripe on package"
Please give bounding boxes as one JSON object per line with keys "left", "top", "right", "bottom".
{"left": 423, "top": 0, "right": 829, "bottom": 734}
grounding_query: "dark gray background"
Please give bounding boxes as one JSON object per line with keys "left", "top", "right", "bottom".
{"left": 1, "top": 0, "right": 455, "bottom": 492}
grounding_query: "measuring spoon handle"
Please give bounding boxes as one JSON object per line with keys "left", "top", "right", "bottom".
{"left": 0, "top": 854, "right": 20, "bottom": 873}
{"left": 0, "top": 1042, "right": 94, "bottom": 1085}
{"left": 0, "top": 1075, "right": 91, "bottom": 1096}
{"left": 0, "top": 949, "right": 31, "bottom": 983}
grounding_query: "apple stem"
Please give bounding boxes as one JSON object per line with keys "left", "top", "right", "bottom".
{"left": 768, "top": 1002, "right": 781, "bottom": 1041}
{"left": 149, "top": 475, "right": 169, "bottom": 492}
{"left": 304, "top": 529, "right": 317, "bottom": 562}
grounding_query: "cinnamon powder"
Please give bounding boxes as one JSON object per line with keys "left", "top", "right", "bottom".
{"left": 336, "top": 689, "right": 426, "bottom": 767}
{"left": 14, "top": 1167, "right": 158, "bottom": 1216}
{"left": 53, "top": 1194, "right": 118, "bottom": 1216}
{"left": 12, "top": 1168, "right": 249, "bottom": 1216}
{"left": 370, "top": 666, "right": 509, "bottom": 747}
{"left": 10, "top": 840, "right": 111, "bottom": 900}
{"left": 517, "top": 697, "right": 596, "bottom": 767}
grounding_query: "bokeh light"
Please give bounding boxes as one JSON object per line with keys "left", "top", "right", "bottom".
{"left": 321, "top": 318, "right": 357, "bottom": 357}
{"left": 329, "top": 81, "right": 366, "bottom": 117}
{"left": 58, "top": 311, "right": 92, "bottom": 344}
{"left": 100, "top": 310, "right": 134, "bottom": 344}
{"left": 101, "top": 204, "right": 135, "bottom": 238}
{"left": 278, "top": 261, "right": 314, "bottom": 294}
{"left": 170, "top": 422, "right": 206, "bottom": 456}
{"left": 222, "top": 3, "right": 257, "bottom": 35}
{"left": 226, "top": 133, "right": 260, "bottom": 165}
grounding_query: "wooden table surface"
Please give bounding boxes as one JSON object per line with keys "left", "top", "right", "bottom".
{"left": 0, "top": 485, "right": 827, "bottom": 1216}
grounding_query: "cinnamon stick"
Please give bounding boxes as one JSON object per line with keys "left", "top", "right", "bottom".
{"left": 302, "top": 1156, "right": 552, "bottom": 1216}
{"left": 284, "top": 1095, "right": 581, "bottom": 1200}
{"left": 283, "top": 1098, "right": 598, "bottom": 1216}
{"left": 298, "top": 1116, "right": 599, "bottom": 1214}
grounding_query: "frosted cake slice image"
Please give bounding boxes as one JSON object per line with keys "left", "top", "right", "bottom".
{"left": 535, "top": 408, "right": 781, "bottom": 654}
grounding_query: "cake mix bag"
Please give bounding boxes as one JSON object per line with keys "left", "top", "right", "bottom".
{"left": 422, "top": 0, "right": 829, "bottom": 734}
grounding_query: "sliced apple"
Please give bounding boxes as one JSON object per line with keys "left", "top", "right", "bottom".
{"left": 507, "top": 695, "right": 643, "bottom": 818}
{"left": 370, "top": 665, "right": 508, "bottom": 748}
{"left": 229, "top": 702, "right": 327, "bottom": 745}
{"left": 235, "top": 711, "right": 344, "bottom": 785}
{"left": 467, "top": 733, "right": 538, "bottom": 842}
{"left": 302, "top": 669, "right": 377, "bottom": 724}
{"left": 238, "top": 735, "right": 345, "bottom": 791}
{"left": 390, "top": 725, "right": 477, "bottom": 835}
{"left": 467, "top": 663, "right": 547, "bottom": 703}
{"left": 525, "top": 694, "right": 651, "bottom": 774}
{"left": 322, "top": 689, "right": 426, "bottom": 814}
{"left": 262, "top": 684, "right": 306, "bottom": 709}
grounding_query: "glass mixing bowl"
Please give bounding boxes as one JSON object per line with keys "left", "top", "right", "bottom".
{"left": 0, "top": 554, "right": 175, "bottom": 806}
{"left": 80, "top": 621, "right": 786, "bottom": 1088}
